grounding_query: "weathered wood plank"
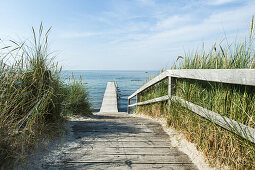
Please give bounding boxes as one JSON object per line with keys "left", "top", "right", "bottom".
{"left": 128, "top": 71, "right": 168, "bottom": 99}
{"left": 63, "top": 154, "right": 192, "bottom": 163}
{"left": 172, "top": 96, "right": 255, "bottom": 143}
{"left": 168, "top": 69, "right": 255, "bottom": 86}
{"left": 63, "top": 147, "right": 180, "bottom": 155}
{"left": 79, "top": 136, "right": 169, "bottom": 142}
{"left": 128, "top": 95, "right": 169, "bottom": 107}
{"left": 80, "top": 141, "right": 173, "bottom": 147}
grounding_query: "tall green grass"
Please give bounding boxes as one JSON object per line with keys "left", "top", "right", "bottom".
{"left": 136, "top": 17, "right": 255, "bottom": 169}
{"left": 175, "top": 17, "right": 255, "bottom": 69}
{"left": 139, "top": 78, "right": 168, "bottom": 102}
{"left": 0, "top": 24, "right": 91, "bottom": 168}
{"left": 175, "top": 79, "right": 255, "bottom": 128}
{"left": 63, "top": 77, "right": 92, "bottom": 116}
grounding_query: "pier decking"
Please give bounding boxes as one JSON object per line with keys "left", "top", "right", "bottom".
{"left": 100, "top": 82, "right": 118, "bottom": 113}
{"left": 40, "top": 82, "right": 197, "bottom": 169}
{"left": 44, "top": 113, "right": 197, "bottom": 169}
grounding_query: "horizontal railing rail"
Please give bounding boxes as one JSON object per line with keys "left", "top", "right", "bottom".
{"left": 128, "top": 69, "right": 255, "bottom": 143}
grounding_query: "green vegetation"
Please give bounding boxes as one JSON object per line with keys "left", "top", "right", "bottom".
{"left": 175, "top": 79, "right": 255, "bottom": 128}
{"left": 64, "top": 78, "right": 92, "bottom": 115}
{"left": 139, "top": 78, "right": 168, "bottom": 102}
{"left": 136, "top": 17, "right": 255, "bottom": 169}
{"left": 0, "top": 24, "right": 91, "bottom": 168}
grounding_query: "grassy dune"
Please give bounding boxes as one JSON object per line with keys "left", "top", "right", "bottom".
{"left": 0, "top": 24, "right": 91, "bottom": 168}
{"left": 136, "top": 17, "right": 255, "bottom": 169}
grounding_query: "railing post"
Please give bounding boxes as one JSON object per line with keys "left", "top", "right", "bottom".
{"left": 168, "top": 76, "right": 171, "bottom": 111}
{"left": 168, "top": 76, "right": 177, "bottom": 111}
{"left": 135, "top": 94, "right": 139, "bottom": 113}
{"left": 127, "top": 98, "right": 130, "bottom": 114}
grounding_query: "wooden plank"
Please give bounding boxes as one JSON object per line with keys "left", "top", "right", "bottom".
{"left": 80, "top": 141, "right": 173, "bottom": 147}
{"left": 77, "top": 136, "right": 170, "bottom": 141}
{"left": 100, "top": 82, "right": 118, "bottom": 112}
{"left": 128, "top": 95, "right": 169, "bottom": 107}
{"left": 63, "top": 154, "right": 193, "bottom": 163}
{"left": 72, "top": 133, "right": 169, "bottom": 138}
{"left": 128, "top": 71, "right": 168, "bottom": 99}
{"left": 172, "top": 96, "right": 255, "bottom": 143}
{"left": 63, "top": 147, "right": 180, "bottom": 155}
{"left": 168, "top": 69, "right": 255, "bottom": 86}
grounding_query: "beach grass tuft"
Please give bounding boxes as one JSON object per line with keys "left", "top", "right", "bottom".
{"left": 0, "top": 23, "right": 91, "bottom": 168}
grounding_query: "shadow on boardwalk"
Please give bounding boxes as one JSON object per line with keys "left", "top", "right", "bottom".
{"left": 22, "top": 113, "right": 198, "bottom": 170}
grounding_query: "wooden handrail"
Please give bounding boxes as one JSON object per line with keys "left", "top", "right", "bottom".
{"left": 127, "top": 69, "right": 255, "bottom": 143}
{"left": 129, "top": 69, "right": 255, "bottom": 99}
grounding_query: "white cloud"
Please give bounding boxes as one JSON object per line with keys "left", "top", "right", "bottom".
{"left": 207, "top": 0, "right": 239, "bottom": 5}
{"left": 55, "top": 0, "right": 255, "bottom": 69}
{"left": 85, "top": 1, "right": 254, "bottom": 70}
{"left": 153, "top": 15, "right": 192, "bottom": 31}
{"left": 117, "top": 1, "right": 254, "bottom": 45}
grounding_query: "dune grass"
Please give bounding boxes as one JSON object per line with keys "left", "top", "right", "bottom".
{"left": 0, "top": 24, "right": 91, "bottom": 168}
{"left": 136, "top": 17, "right": 255, "bottom": 169}
{"left": 63, "top": 78, "right": 92, "bottom": 116}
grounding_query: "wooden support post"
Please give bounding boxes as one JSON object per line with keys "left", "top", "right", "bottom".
{"left": 137, "top": 93, "right": 140, "bottom": 103}
{"left": 168, "top": 76, "right": 176, "bottom": 110}
{"left": 135, "top": 94, "right": 139, "bottom": 113}
{"left": 127, "top": 98, "right": 130, "bottom": 114}
{"left": 168, "top": 76, "right": 171, "bottom": 112}
{"left": 171, "top": 77, "right": 176, "bottom": 96}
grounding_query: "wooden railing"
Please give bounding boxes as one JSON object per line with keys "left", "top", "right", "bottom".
{"left": 128, "top": 69, "right": 255, "bottom": 143}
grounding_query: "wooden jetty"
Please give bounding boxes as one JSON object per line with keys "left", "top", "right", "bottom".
{"left": 100, "top": 82, "right": 118, "bottom": 113}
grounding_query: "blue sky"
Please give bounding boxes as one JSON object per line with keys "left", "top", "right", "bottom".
{"left": 0, "top": 0, "right": 255, "bottom": 70}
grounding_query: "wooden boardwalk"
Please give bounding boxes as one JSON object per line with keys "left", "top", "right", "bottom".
{"left": 100, "top": 82, "right": 118, "bottom": 113}
{"left": 44, "top": 113, "right": 198, "bottom": 169}
{"left": 41, "top": 82, "right": 197, "bottom": 169}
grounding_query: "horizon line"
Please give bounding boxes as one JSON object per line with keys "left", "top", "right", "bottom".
{"left": 62, "top": 69, "right": 160, "bottom": 71}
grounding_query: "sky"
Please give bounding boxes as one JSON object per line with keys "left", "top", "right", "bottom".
{"left": 0, "top": 0, "right": 255, "bottom": 70}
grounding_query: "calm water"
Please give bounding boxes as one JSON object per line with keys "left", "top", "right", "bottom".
{"left": 61, "top": 70, "right": 158, "bottom": 112}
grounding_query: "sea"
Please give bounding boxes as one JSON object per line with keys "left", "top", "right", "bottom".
{"left": 61, "top": 70, "right": 158, "bottom": 112}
